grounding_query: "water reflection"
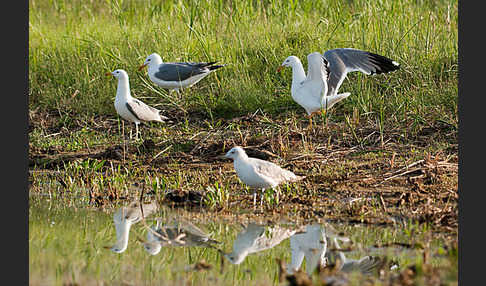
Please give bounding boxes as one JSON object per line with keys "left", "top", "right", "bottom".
{"left": 106, "top": 202, "right": 395, "bottom": 279}
{"left": 142, "top": 218, "right": 220, "bottom": 255}
{"left": 107, "top": 200, "right": 158, "bottom": 253}
{"left": 223, "top": 223, "right": 305, "bottom": 265}
{"left": 326, "top": 235, "right": 385, "bottom": 275}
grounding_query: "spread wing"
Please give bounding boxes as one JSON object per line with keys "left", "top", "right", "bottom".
{"left": 323, "top": 48, "right": 400, "bottom": 96}
{"left": 297, "top": 52, "right": 330, "bottom": 102}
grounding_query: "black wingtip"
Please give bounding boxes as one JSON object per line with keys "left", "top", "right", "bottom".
{"left": 366, "top": 52, "right": 400, "bottom": 74}
{"left": 208, "top": 64, "right": 226, "bottom": 71}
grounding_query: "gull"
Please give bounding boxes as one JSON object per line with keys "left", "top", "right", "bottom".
{"left": 287, "top": 224, "right": 351, "bottom": 276}
{"left": 277, "top": 48, "right": 400, "bottom": 128}
{"left": 106, "top": 69, "right": 168, "bottom": 140}
{"left": 139, "top": 53, "right": 225, "bottom": 93}
{"left": 224, "top": 223, "right": 303, "bottom": 265}
{"left": 107, "top": 200, "right": 158, "bottom": 253}
{"left": 224, "top": 146, "right": 305, "bottom": 209}
{"left": 142, "top": 218, "right": 220, "bottom": 255}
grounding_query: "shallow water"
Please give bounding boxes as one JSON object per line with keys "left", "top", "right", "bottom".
{"left": 29, "top": 192, "right": 456, "bottom": 286}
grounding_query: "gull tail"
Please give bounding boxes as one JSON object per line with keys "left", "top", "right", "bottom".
{"left": 290, "top": 175, "right": 306, "bottom": 182}
{"left": 156, "top": 112, "right": 169, "bottom": 122}
{"left": 208, "top": 63, "right": 227, "bottom": 71}
{"left": 322, "top": 92, "right": 351, "bottom": 110}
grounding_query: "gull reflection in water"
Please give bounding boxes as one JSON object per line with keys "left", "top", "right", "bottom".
{"left": 107, "top": 200, "right": 158, "bottom": 253}
{"left": 224, "top": 222, "right": 305, "bottom": 265}
{"left": 286, "top": 223, "right": 386, "bottom": 276}
{"left": 141, "top": 218, "right": 221, "bottom": 255}
{"left": 326, "top": 235, "right": 384, "bottom": 275}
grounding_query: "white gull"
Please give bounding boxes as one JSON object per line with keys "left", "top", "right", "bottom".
{"left": 107, "top": 69, "right": 168, "bottom": 140}
{"left": 277, "top": 48, "right": 400, "bottom": 128}
{"left": 224, "top": 146, "right": 305, "bottom": 208}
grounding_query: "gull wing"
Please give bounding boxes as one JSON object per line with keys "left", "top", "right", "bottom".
{"left": 154, "top": 63, "right": 210, "bottom": 82}
{"left": 323, "top": 48, "right": 400, "bottom": 96}
{"left": 250, "top": 158, "right": 299, "bottom": 185}
{"left": 126, "top": 99, "right": 164, "bottom": 122}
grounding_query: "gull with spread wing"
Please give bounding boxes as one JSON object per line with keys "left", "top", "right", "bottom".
{"left": 277, "top": 49, "right": 400, "bottom": 128}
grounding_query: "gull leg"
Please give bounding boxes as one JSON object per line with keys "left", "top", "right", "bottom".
{"left": 260, "top": 188, "right": 266, "bottom": 212}
{"left": 135, "top": 123, "right": 140, "bottom": 141}
{"left": 306, "top": 114, "right": 314, "bottom": 130}
{"left": 253, "top": 191, "right": 257, "bottom": 211}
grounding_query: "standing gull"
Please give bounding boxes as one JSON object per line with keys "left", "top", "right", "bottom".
{"left": 107, "top": 200, "right": 158, "bottom": 253}
{"left": 277, "top": 48, "right": 400, "bottom": 128}
{"left": 106, "top": 69, "right": 168, "bottom": 140}
{"left": 142, "top": 218, "right": 220, "bottom": 255}
{"left": 139, "top": 53, "right": 226, "bottom": 93}
{"left": 224, "top": 146, "right": 305, "bottom": 209}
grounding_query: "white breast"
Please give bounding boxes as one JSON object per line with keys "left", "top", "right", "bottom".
{"left": 114, "top": 98, "right": 139, "bottom": 124}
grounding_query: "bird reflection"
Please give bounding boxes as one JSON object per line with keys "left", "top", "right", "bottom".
{"left": 327, "top": 235, "right": 384, "bottom": 275}
{"left": 107, "top": 200, "right": 158, "bottom": 253}
{"left": 224, "top": 223, "right": 304, "bottom": 265}
{"left": 142, "top": 218, "right": 220, "bottom": 255}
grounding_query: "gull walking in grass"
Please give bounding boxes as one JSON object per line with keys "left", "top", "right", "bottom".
{"left": 141, "top": 218, "right": 220, "bottom": 255}
{"left": 107, "top": 200, "right": 158, "bottom": 253}
{"left": 224, "top": 223, "right": 304, "bottom": 265}
{"left": 139, "top": 53, "right": 226, "bottom": 93}
{"left": 224, "top": 146, "right": 305, "bottom": 209}
{"left": 277, "top": 48, "right": 400, "bottom": 128}
{"left": 107, "top": 69, "right": 168, "bottom": 140}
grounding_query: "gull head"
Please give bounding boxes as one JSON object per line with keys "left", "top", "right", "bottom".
{"left": 109, "top": 244, "right": 128, "bottom": 254}
{"left": 224, "top": 251, "right": 247, "bottom": 265}
{"left": 277, "top": 56, "right": 300, "bottom": 72}
{"left": 139, "top": 53, "right": 162, "bottom": 70}
{"left": 106, "top": 69, "right": 129, "bottom": 80}
{"left": 143, "top": 241, "right": 162, "bottom": 255}
{"left": 224, "top": 146, "right": 247, "bottom": 161}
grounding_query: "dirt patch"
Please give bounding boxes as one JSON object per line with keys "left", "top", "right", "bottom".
{"left": 29, "top": 110, "right": 458, "bottom": 240}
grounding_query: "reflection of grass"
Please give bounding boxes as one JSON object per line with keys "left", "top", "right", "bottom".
{"left": 29, "top": 197, "right": 457, "bottom": 285}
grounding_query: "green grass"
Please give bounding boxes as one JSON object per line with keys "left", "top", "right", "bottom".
{"left": 29, "top": 1, "right": 458, "bottom": 284}
{"left": 29, "top": 0, "right": 458, "bottom": 129}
